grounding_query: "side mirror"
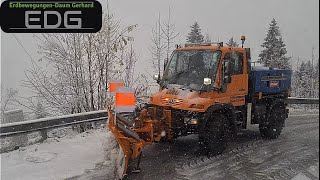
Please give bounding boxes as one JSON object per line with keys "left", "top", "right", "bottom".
{"left": 223, "top": 75, "right": 232, "bottom": 83}
{"left": 153, "top": 74, "right": 159, "bottom": 81}
{"left": 203, "top": 78, "right": 212, "bottom": 85}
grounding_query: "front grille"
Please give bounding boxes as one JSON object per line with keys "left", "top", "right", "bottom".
{"left": 161, "top": 97, "right": 184, "bottom": 106}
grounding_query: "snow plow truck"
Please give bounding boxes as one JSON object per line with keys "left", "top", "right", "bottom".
{"left": 107, "top": 36, "right": 292, "bottom": 178}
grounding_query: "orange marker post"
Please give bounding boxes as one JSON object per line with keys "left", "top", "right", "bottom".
{"left": 109, "top": 81, "right": 124, "bottom": 95}
{"left": 115, "top": 86, "right": 136, "bottom": 113}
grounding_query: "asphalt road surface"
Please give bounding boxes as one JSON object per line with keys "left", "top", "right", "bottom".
{"left": 80, "top": 113, "right": 319, "bottom": 180}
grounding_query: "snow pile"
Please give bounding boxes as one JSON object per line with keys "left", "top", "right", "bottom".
{"left": 0, "top": 127, "right": 122, "bottom": 180}
{"left": 100, "top": 130, "right": 126, "bottom": 180}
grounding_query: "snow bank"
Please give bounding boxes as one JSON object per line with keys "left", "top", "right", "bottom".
{"left": 288, "top": 107, "right": 319, "bottom": 116}
{"left": 100, "top": 130, "right": 126, "bottom": 180}
{"left": 0, "top": 127, "right": 121, "bottom": 180}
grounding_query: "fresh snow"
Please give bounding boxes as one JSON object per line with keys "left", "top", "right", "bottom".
{"left": 0, "top": 127, "right": 121, "bottom": 180}
{"left": 288, "top": 107, "right": 319, "bottom": 116}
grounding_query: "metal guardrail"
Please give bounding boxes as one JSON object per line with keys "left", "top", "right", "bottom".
{"left": 286, "top": 97, "right": 319, "bottom": 104}
{"left": 0, "top": 110, "right": 108, "bottom": 137}
{"left": 0, "top": 97, "right": 318, "bottom": 137}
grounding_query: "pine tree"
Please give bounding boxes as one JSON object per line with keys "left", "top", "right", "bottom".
{"left": 204, "top": 33, "right": 211, "bottom": 42}
{"left": 226, "top": 37, "right": 239, "bottom": 47}
{"left": 315, "top": 60, "right": 319, "bottom": 81}
{"left": 186, "top": 22, "right": 204, "bottom": 43}
{"left": 296, "top": 61, "right": 314, "bottom": 97}
{"left": 315, "top": 60, "right": 319, "bottom": 98}
{"left": 258, "top": 19, "right": 291, "bottom": 69}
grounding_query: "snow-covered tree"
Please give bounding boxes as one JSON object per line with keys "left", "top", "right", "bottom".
{"left": 204, "top": 33, "right": 211, "bottom": 43}
{"left": 149, "top": 10, "right": 179, "bottom": 76}
{"left": 161, "top": 8, "right": 179, "bottom": 68}
{"left": 315, "top": 60, "right": 319, "bottom": 98}
{"left": 292, "top": 59, "right": 319, "bottom": 99}
{"left": 315, "top": 60, "right": 319, "bottom": 79}
{"left": 291, "top": 59, "right": 319, "bottom": 110}
{"left": 226, "top": 37, "right": 239, "bottom": 47}
{"left": 258, "top": 19, "right": 291, "bottom": 69}
{"left": 297, "top": 61, "right": 313, "bottom": 97}
{"left": 149, "top": 13, "right": 166, "bottom": 76}
{"left": 186, "top": 22, "right": 204, "bottom": 43}
{"left": 315, "top": 60, "right": 319, "bottom": 85}
{"left": 23, "top": 6, "right": 138, "bottom": 116}
{"left": 0, "top": 87, "right": 19, "bottom": 121}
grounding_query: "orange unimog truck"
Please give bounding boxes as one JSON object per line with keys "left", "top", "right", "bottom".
{"left": 108, "top": 36, "right": 292, "bottom": 178}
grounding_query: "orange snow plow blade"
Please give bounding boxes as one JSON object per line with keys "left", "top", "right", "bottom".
{"left": 107, "top": 105, "right": 172, "bottom": 178}
{"left": 107, "top": 107, "right": 146, "bottom": 178}
{"left": 107, "top": 108, "right": 144, "bottom": 178}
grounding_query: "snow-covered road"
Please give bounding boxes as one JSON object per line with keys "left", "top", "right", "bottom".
{"left": 176, "top": 114, "right": 319, "bottom": 180}
{"left": 128, "top": 113, "right": 319, "bottom": 180}
{"left": 1, "top": 113, "right": 319, "bottom": 180}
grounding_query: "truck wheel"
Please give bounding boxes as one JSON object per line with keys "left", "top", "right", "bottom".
{"left": 259, "top": 105, "right": 286, "bottom": 139}
{"left": 199, "top": 113, "right": 227, "bottom": 155}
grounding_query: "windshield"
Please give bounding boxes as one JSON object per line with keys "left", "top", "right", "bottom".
{"left": 161, "top": 50, "right": 221, "bottom": 90}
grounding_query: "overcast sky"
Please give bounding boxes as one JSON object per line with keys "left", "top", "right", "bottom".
{"left": 1, "top": 0, "right": 319, "bottom": 98}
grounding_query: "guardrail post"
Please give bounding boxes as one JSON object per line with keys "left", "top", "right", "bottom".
{"left": 40, "top": 129, "right": 47, "bottom": 142}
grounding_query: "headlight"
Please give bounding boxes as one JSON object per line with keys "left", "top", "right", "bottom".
{"left": 184, "top": 118, "right": 198, "bottom": 124}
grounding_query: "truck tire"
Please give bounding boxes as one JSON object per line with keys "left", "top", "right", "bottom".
{"left": 259, "top": 104, "right": 286, "bottom": 139}
{"left": 199, "top": 113, "right": 227, "bottom": 155}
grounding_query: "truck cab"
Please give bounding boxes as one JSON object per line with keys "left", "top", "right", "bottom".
{"left": 150, "top": 44, "right": 252, "bottom": 108}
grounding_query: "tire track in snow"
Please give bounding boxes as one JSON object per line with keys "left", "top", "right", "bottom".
{"left": 176, "top": 115, "right": 319, "bottom": 180}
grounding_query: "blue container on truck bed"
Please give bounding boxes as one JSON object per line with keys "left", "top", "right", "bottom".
{"left": 250, "top": 67, "right": 292, "bottom": 94}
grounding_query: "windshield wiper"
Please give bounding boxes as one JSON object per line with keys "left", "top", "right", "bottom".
{"left": 168, "top": 70, "right": 187, "bottom": 83}
{"left": 161, "top": 70, "right": 187, "bottom": 88}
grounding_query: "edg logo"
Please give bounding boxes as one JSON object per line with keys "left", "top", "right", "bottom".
{"left": 25, "top": 11, "right": 82, "bottom": 29}
{"left": 0, "top": 0, "right": 102, "bottom": 33}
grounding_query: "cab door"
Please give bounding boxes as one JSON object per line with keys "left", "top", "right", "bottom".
{"left": 220, "top": 50, "right": 248, "bottom": 106}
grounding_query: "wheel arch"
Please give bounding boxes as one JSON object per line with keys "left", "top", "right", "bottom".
{"left": 270, "top": 98, "right": 286, "bottom": 108}
{"left": 200, "top": 103, "right": 237, "bottom": 133}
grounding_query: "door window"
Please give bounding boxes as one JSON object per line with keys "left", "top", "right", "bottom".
{"left": 224, "top": 52, "right": 244, "bottom": 75}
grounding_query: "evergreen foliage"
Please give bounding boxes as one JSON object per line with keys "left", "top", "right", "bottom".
{"left": 258, "top": 19, "right": 290, "bottom": 69}
{"left": 226, "top": 37, "right": 239, "bottom": 47}
{"left": 292, "top": 60, "right": 319, "bottom": 98}
{"left": 186, "top": 22, "right": 204, "bottom": 43}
